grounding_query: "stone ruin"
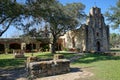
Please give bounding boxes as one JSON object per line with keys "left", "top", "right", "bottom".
{"left": 26, "top": 54, "right": 70, "bottom": 78}
{"left": 102, "top": 52, "right": 120, "bottom": 56}
{"left": 13, "top": 49, "right": 25, "bottom": 58}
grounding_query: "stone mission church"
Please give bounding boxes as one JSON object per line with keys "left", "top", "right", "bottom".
{"left": 61, "top": 6, "right": 109, "bottom": 52}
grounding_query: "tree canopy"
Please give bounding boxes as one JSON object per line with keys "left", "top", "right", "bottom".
{"left": 110, "top": 33, "right": 120, "bottom": 48}
{"left": 0, "top": 0, "right": 86, "bottom": 53}
{"left": 25, "top": 0, "right": 86, "bottom": 53}
{"left": 0, "top": 0, "right": 24, "bottom": 36}
{"left": 105, "top": 0, "right": 120, "bottom": 30}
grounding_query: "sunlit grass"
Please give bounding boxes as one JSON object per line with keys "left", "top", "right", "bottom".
{"left": 71, "top": 53, "right": 120, "bottom": 80}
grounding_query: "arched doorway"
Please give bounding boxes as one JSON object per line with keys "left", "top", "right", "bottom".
{"left": 0, "top": 44, "right": 5, "bottom": 54}
{"left": 39, "top": 43, "right": 49, "bottom": 52}
{"left": 96, "top": 41, "right": 100, "bottom": 51}
{"left": 72, "top": 37, "right": 75, "bottom": 48}
{"left": 26, "top": 43, "right": 36, "bottom": 52}
{"left": 56, "top": 43, "right": 62, "bottom": 51}
{"left": 10, "top": 43, "right": 21, "bottom": 49}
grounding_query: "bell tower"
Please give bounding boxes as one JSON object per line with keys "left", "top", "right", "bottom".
{"left": 86, "top": 7, "right": 109, "bottom": 52}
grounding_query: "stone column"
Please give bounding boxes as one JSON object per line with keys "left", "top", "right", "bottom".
{"left": 21, "top": 43, "right": 26, "bottom": 50}
{"left": 36, "top": 42, "right": 40, "bottom": 51}
{"left": 49, "top": 44, "right": 52, "bottom": 52}
{"left": 4, "top": 42, "right": 9, "bottom": 54}
{"left": 62, "top": 38, "right": 66, "bottom": 49}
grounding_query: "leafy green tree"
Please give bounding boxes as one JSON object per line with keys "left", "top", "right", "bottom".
{"left": 25, "top": 0, "right": 86, "bottom": 53}
{"left": 105, "top": 0, "right": 120, "bottom": 29}
{"left": 110, "top": 33, "right": 120, "bottom": 48}
{"left": 0, "top": 0, "right": 24, "bottom": 36}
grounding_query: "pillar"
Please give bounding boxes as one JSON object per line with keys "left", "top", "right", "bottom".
{"left": 21, "top": 43, "right": 26, "bottom": 50}
{"left": 49, "top": 44, "right": 52, "bottom": 52}
{"left": 4, "top": 42, "right": 9, "bottom": 54}
{"left": 36, "top": 42, "right": 40, "bottom": 51}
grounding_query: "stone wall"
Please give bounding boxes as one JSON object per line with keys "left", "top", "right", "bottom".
{"left": 26, "top": 54, "right": 70, "bottom": 78}
{"left": 28, "top": 59, "right": 70, "bottom": 78}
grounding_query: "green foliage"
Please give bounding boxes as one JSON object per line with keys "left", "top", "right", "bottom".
{"left": 0, "top": 0, "right": 24, "bottom": 36}
{"left": 105, "top": 0, "right": 120, "bottom": 29}
{"left": 63, "top": 47, "right": 68, "bottom": 51}
{"left": 41, "top": 45, "right": 49, "bottom": 51}
{"left": 25, "top": 0, "right": 86, "bottom": 53}
{"left": 110, "top": 33, "right": 120, "bottom": 47}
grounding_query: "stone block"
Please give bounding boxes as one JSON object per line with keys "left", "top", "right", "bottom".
{"left": 54, "top": 54, "right": 64, "bottom": 60}
{"left": 27, "top": 59, "right": 70, "bottom": 78}
{"left": 15, "top": 54, "right": 24, "bottom": 58}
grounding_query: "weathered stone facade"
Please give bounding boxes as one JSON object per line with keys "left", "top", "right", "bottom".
{"left": 62, "top": 7, "right": 109, "bottom": 52}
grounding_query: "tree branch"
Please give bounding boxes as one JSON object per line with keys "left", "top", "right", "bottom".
{"left": 0, "top": 18, "right": 15, "bottom": 36}
{"left": 0, "top": 17, "right": 9, "bottom": 24}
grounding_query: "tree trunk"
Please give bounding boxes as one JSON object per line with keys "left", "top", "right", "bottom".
{"left": 51, "top": 36, "right": 57, "bottom": 54}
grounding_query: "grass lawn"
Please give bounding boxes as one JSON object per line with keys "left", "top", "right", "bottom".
{"left": 72, "top": 53, "right": 120, "bottom": 80}
{"left": 0, "top": 52, "right": 76, "bottom": 69}
{"left": 1, "top": 51, "right": 120, "bottom": 80}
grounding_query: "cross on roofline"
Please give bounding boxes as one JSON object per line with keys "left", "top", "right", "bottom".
{"left": 94, "top": 2, "right": 97, "bottom": 7}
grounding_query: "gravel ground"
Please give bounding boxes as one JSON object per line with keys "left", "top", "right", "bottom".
{"left": 35, "top": 68, "right": 93, "bottom": 80}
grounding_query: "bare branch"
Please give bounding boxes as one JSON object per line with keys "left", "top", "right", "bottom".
{"left": 0, "top": 17, "right": 15, "bottom": 36}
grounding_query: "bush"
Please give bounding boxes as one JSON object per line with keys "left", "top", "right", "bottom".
{"left": 41, "top": 45, "right": 49, "bottom": 52}
{"left": 63, "top": 47, "right": 68, "bottom": 51}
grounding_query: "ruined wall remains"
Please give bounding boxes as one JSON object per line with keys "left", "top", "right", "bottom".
{"left": 28, "top": 59, "right": 70, "bottom": 78}
{"left": 26, "top": 54, "right": 70, "bottom": 78}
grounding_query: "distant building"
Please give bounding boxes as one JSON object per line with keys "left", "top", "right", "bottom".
{"left": 0, "top": 37, "right": 50, "bottom": 54}
{"left": 61, "top": 6, "right": 109, "bottom": 52}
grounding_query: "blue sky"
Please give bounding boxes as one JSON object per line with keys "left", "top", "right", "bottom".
{"left": 1, "top": 0, "right": 119, "bottom": 38}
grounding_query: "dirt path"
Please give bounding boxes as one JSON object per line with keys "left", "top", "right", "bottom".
{"left": 35, "top": 68, "right": 93, "bottom": 80}
{"left": 0, "top": 67, "right": 27, "bottom": 80}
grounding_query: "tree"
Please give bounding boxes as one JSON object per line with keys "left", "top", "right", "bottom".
{"left": 110, "top": 33, "right": 120, "bottom": 48}
{"left": 105, "top": 0, "right": 120, "bottom": 29}
{"left": 25, "top": 0, "right": 86, "bottom": 54}
{"left": 0, "top": 0, "right": 24, "bottom": 36}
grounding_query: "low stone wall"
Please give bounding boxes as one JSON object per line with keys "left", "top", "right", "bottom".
{"left": 103, "top": 52, "right": 120, "bottom": 56}
{"left": 15, "top": 54, "right": 25, "bottom": 58}
{"left": 14, "top": 50, "right": 25, "bottom": 58}
{"left": 28, "top": 59, "right": 70, "bottom": 78}
{"left": 53, "top": 54, "right": 64, "bottom": 60}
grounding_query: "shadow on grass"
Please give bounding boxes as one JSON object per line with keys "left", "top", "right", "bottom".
{"left": 36, "top": 52, "right": 76, "bottom": 59}
{"left": 70, "top": 67, "right": 82, "bottom": 73}
{"left": 0, "top": 67, "right": 27, "bottom": 80}
{"left": 110, "top": 49, "right": 120, "bottom": 52}
{"left": 73, "top": 53, "right": 120, "bottom": 64}
{"left": 0, "top": 58, "right": 26, "bottom": 68}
